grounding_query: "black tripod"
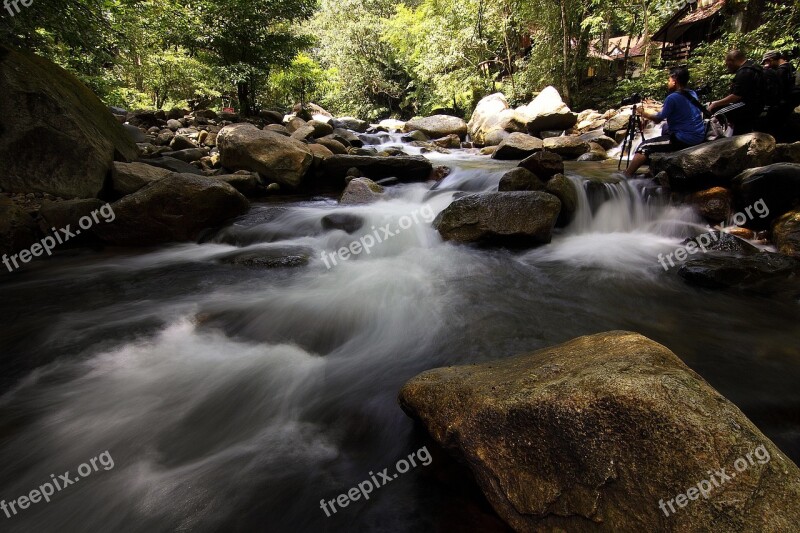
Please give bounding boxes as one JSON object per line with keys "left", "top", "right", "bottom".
{"left": 617, "top": 102, "right": 647, "bottom": 170}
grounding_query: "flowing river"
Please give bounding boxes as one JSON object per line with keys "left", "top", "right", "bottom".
{"left": 1, "top": 146, "right": 799, "bottom": 532}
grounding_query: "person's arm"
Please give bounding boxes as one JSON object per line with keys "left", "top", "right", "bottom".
{"left": 637, "top": 98, "right": 669, "bottom": 123}
{"left": 709, "top": 93, "right": 742, "bottom": 111}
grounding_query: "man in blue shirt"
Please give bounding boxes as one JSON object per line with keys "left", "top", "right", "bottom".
{"left": 623, "top": 67, "right": 706, "bottom": 178}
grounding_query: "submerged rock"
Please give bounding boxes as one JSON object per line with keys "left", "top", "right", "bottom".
{"left": 399, "top": 331, "right": 800, "bottom": 532}
{"left": 433, "top": 191, "right": 560, "bottom": 246}
{"left": 321, "top": 213, "right": 365, "bottom": 234}
{"left": 218, "top": 246, "right": 310, "bottom": 268}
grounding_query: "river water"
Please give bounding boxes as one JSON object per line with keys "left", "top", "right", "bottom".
{"left": 1, "top": 147, "right": 799, "bottom": 532}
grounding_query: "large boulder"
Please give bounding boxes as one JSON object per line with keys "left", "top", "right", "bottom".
{"left": 0, "top": 197, "right": 39, "bottom": 256}
{"left": 433, "top": 191, "right": 560, "bottom": 246}
{"left": 217, "top": 123, "right": 313, "bottom": 188}
{"left": 93, "top": 174, "right": 249, "bottom": 245}
{"left": 514, "top": 86, "right": 578, "bottom": 134}
{"left": 332, "top": 117, "right": 368, "bottom": 133}
{"left": 650, "top": 133, "right": 776, "bottom": 191}
{"left": 319, "top": 155, "right": 432, "bottom": 183}
{"left": 399, "top": 331, "right": 800, "bottom": 533}
{"left": 38, "top": 199, "right": 104, "bottom": 236}
{"left": 730, "top": 163, "right": 800, "bottom": 228}
{"left": 542, "top": 136, "right": 591, "bottom": 159}
{"left": 405, "top": 115, "right": 468, "bottom": 140}
{"left": 0, "top": 44, "right": 138, "bottom": 198}
{"left": 467, "top": 93, "right": 525, "bottom": 147}
{"left": 772, "top": 209, "right": 800, "bottom": 258}
{"left": 492, "top": 133, "right": 543, "bottom": 160}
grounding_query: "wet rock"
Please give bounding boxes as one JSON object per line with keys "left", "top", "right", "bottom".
{"left": 731, "top": 163, "right": 800, "bottom": 228}
{"left": 399, "top": 331, "right": 800, "bottom": 533}
{"left": 492, "top": 133, "right": 543, "bottom": 160}
{"left": 650, "top": 133, "right": 776, "bottom": 191}
{"left": 320, "top": 155, "right": 433, "bottom": 183}
{"left": 542, "top": 136, "right": 591, "bottom": 159}
{"left": 433, "top": 191, "right": 560, "bottom": 246}
{"left": 218, "top": 246, "right": 310, "bottom": 268}
{"left": 430, "top": 166, "right": 451, "bottom": 182}
{"left": 678, "top": 252, "right": 800, "bottom": 289}
{"left": 0, "top": 197, "right": 39, "bottom": 256}
{"left": 498, "top": 168, "right": 544, "bottom": 192}
{"left": 686, "top": 187, "right": 732, "bottom": 224}
{"left": 432, "top": 134, "right": 461, "bottom": 149}
{"left": 545, "top": 173, "right": 578, "bottom": 226}
{"left": 405, "top": 115, "right": 468, "bottom": 140}
{"left": 111, "top": 162, "right": 172, "bottom": 196}
{"left": 681, "top": 231, "right": 759, "bottom": 255}
{"left": 0, "top": 44, "right": 138, "bottom": 198}
{"left": 93, "top": 174, "right": 249, "bottom": 245}
{"left": 217, "top": 123, "right": 313, "bottom": 188}
{"left": 518, "top": 151, "right": 564, "bottom": 180}
{"left": 479, "top": 146, "right": 498, "bottom": 156}
{"left": 37, "top": 199, "right": 105, "bottom": 240}
{"left": 339, "top": 177, "right": 385, "bottom": 205}
{"left": 773, "top": 209, "right": 800, "bottom": 258}
{"left": 321, "top": 213, "right": 365, "bottom": 234}
{"left": 577, "top": 152, "right": 606, "bottom": 162}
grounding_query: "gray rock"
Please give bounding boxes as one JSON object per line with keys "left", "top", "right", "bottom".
{"left": 433, "top": 191, "right": 560, "bottom": 246}
{"left": 321, "top": 213, "right": 365, "bottom": 233}
{"left": 519, "top": 150, "right": 565, "bottom": 180}
{"left": 320, "top": 155, "right": 433, "bottom": 183}
{"left": 542, "top": 136, "right": 591, "bottom": 159}
{"left": 545, "top": 173, "right": 578, "bottom": 227}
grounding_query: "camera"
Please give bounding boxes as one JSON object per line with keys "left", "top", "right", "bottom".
{"left": 620, "top": 93, "right": 642, "bottom": 106}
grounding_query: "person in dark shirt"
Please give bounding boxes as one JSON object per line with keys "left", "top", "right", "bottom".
{"left": 623, "top": 67, "right": 705, "bottom": 178}
{"left": 708, "top": 50, "right": 763, "bottom": 135}
{"left": 777, "top": 51, "right": 798, "bottom": 107}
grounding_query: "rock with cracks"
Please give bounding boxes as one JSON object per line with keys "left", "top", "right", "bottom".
{"left": 399, "top": 331, "right": 800, "bottom": 533}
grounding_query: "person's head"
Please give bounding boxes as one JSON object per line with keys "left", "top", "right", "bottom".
{"left": 668, "top": 66, "right": 689, "bottom": 91}
{"left": 778, "top": 51, "right": 791, "bottom": 65}
{"left": 725, "top": 50, "right": 747, "bottom": 73}
{"left": 762, "top": 50, "right": 780, "bottom": 69}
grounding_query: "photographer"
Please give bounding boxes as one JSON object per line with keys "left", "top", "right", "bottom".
{"left": 708, "top": 50, "right": 763, "bottom": 135}
{"left": 623, "top": 67, "right": 705, "bottom": 179}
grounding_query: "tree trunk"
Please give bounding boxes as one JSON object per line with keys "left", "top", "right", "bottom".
{"left": 641, "top": 0, "right": 650, "bottom": 72}
{"left": 560, "top": 0, "right": 570, "bottom": 104}
{"left": 237, "top": 81, "right": 251, "bottom": 117}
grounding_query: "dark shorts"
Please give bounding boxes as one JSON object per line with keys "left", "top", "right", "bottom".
{"left": 635, "top": 134, "right": 691, "bottom": 156}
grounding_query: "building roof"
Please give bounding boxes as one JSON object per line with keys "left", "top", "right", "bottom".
{"left": 652, "top": 0, "right": 726, "bottom": 42}
{"left": 589, "top": 36, "right": 664, "bottom": 61}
